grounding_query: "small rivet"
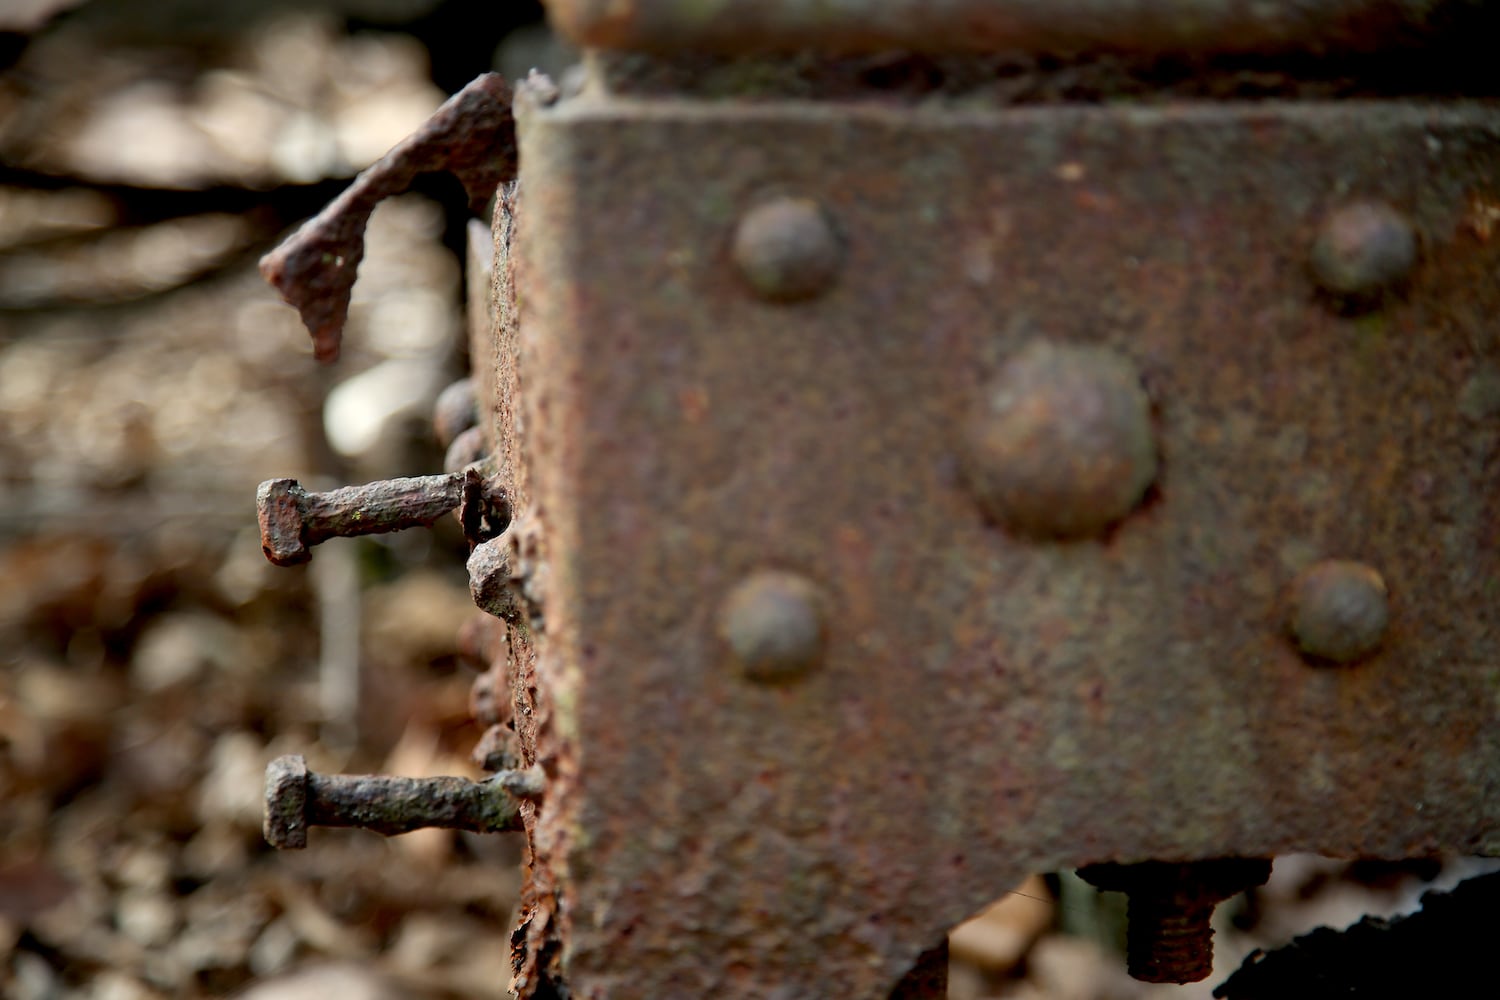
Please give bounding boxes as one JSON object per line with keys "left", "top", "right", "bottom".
{"left": 732, "top": 197, "right": 841, "bottom": 303}
{"left": 719, "top": 571, "right": 826, "bottom": 683}
{"left": 1310, "top": 201, "right": 1416, "bottom": 304}
{"left": 1288, "top": 559, "right": 1389, "bottom": 664}
{"left": 960, "top": 341, "right": 1157, "bottom": 539}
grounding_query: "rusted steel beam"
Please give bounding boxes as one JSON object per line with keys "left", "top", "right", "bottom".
{"left": 546, "top": 0, "right": 1485, "bottom": 57}
{"left": 509, "top": 94, "right": 1500, "bottom": 997}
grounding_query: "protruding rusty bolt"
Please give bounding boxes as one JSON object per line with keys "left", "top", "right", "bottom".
{"left": 433, "top": 377, "right": 479, "bottom": 449}
{"left": 263, "top": 754, "right": 538, "bottom": 850}
{"left": 256, "top": 473, "right": 465, "bottom": 566}
{"left": 1288, "top": 559, "right": 1389, "bottom": 664}
{"left": 1079, "top": 858, "right": 1272, "bottom": 984}
{"left": 961, "top": 341, "right": 1157, "bottom": 538}
{"left": 719, "top": 570, "right": 827, "bottom": 683}
{"left": 1310, "top": 201, "right": 1416, "bottom": 304}
{"left": 732, "top": 196, "right": 842, "bottom": 302}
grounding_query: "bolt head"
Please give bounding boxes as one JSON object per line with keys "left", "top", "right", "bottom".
{"left": 719, "top": 571, "right": 827, "bottom": 683}
{"left": 732, "top": 197, "right": 842, "bottom": 303}
{"left": 1289, "top": 559, "right": 1389, "bottom": 664}
{"left": 1310, "top": 201, "right": 1416, "bottom": 304}
{"left": 256, "top": 478, "right": 311, "bottom": 566}
{"left": 961, "top": 341, "right": 1157, "bottom": 539}
{"left": 264, "top": 754, "right": 309, "bottom": 850}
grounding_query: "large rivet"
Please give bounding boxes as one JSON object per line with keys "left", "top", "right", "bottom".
{"left": 732, "top": 197, "right": 841, "bottom": 302}
{"left": 1310, "top": 201, "right": 1416, "bottom": 304}
{"left": 719, "top": 571, "right": 826, "bottom": 683}
{"left": 960, "top": 341, "right": 1157, "bottom": 539}
{"left": 1288, "top": 559, "right": 1389, "bottom": 664}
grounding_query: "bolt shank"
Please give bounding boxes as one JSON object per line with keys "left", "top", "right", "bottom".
{"left": 304, "top": 770, "right": 523, "bottom": 838}
{"left": 301, "top": 474, "right": 465, "bottom": 546}
{"left": 263, "top": 754, "right": 532, "bottom": 850}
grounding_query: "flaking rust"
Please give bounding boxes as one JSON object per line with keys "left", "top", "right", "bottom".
{"left": 260, "top": 72, "right": 517, "bottom": 362}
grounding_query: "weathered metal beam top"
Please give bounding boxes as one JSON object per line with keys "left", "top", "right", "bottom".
{"left": 545, "top": 0, "right": 1487, "bottom": 57}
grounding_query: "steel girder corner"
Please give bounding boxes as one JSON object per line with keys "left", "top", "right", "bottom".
{"left": 491, "top": 89, "right": 1500, "bottom": 998}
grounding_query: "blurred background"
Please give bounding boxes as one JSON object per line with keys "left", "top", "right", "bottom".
{"left": 0, "top": 3, "right": 1491, "bottom": 998}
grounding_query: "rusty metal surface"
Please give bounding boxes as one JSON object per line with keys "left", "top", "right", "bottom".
{"left": 509, "top": 95, "right": 1500, "bottom": 997}
{"left": 1080, "top": 858, "right": 1273, "bottom": 982}
{"left": 547, "top": 0, "right": 1489, "bottom": 56}
{"left": 474, "top": 181, "right": 567, "bottom": 997}
{"left": 260, "top": 72, "right": 516, "bottom": 362}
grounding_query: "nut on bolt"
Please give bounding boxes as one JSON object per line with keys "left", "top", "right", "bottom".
{"left": 732, "top": 196, "right": 843, "bottom": 303}
{"left": 263, "top": 754, "right": 537, "bottom": 850}
{"left": 960, "top": 341, "right": 1157, "bottom": 538}
{"left": 1288, "top": 559, "right": 1389, "bottom": 664}
{"left": 1079, "top": 858, "right": 1272, "bottom": 984}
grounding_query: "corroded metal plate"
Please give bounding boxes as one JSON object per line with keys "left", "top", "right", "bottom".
{"left": 511, "top": 97, "right": 1500, "bottom": 997}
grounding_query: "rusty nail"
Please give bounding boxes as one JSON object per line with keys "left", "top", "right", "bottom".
{"left": 960, "top": 341, "right": 1157, "bottom": 539}
{"left": 719, "top": 570, "right": 827, "bottom": 683}
{"left": 263, "top": 754, "right": 533, "bottom": 850}
{"left": 1288, "top": 559, "right": 1389, "bottom": 664}
{"left": 433, "top": 377, "right": 479, "bottom": 449}
{"left": 1310, "top": 201, "right": 1416, "bottom": 304}
{"left": 468, "top": 534, "right": 519, "bottom": 621}
{"left": 256, "top": 473, "right": 465, "bottom": 566}
{"left": 732, "top": 196, "right": 842, "bottom": 302}
{"left": 1078, "top": 859, "right": 1272, "bottom": 984}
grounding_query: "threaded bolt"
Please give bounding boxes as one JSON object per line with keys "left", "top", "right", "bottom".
{"left": 1122, "top": 888, "right": 1218, "bottom": 982}
{"left": 1078, "top": 858, "right": 1272, "bottom": 984}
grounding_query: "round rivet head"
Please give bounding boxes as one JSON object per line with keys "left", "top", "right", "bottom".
{"left": 1288, "top": 560, "right": 1389, "bottom": 665}
{"left": 960, "top": 341, "right": 1157, "bottom": 539}
{"left": 732, "top": 197, "right": 842, "bottom": 302}
{"left": 1310, "top": 201, "right": 1416, "bottom": 303}
{"left": 719, "top": 571, "right": 826, "bottom": 683}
